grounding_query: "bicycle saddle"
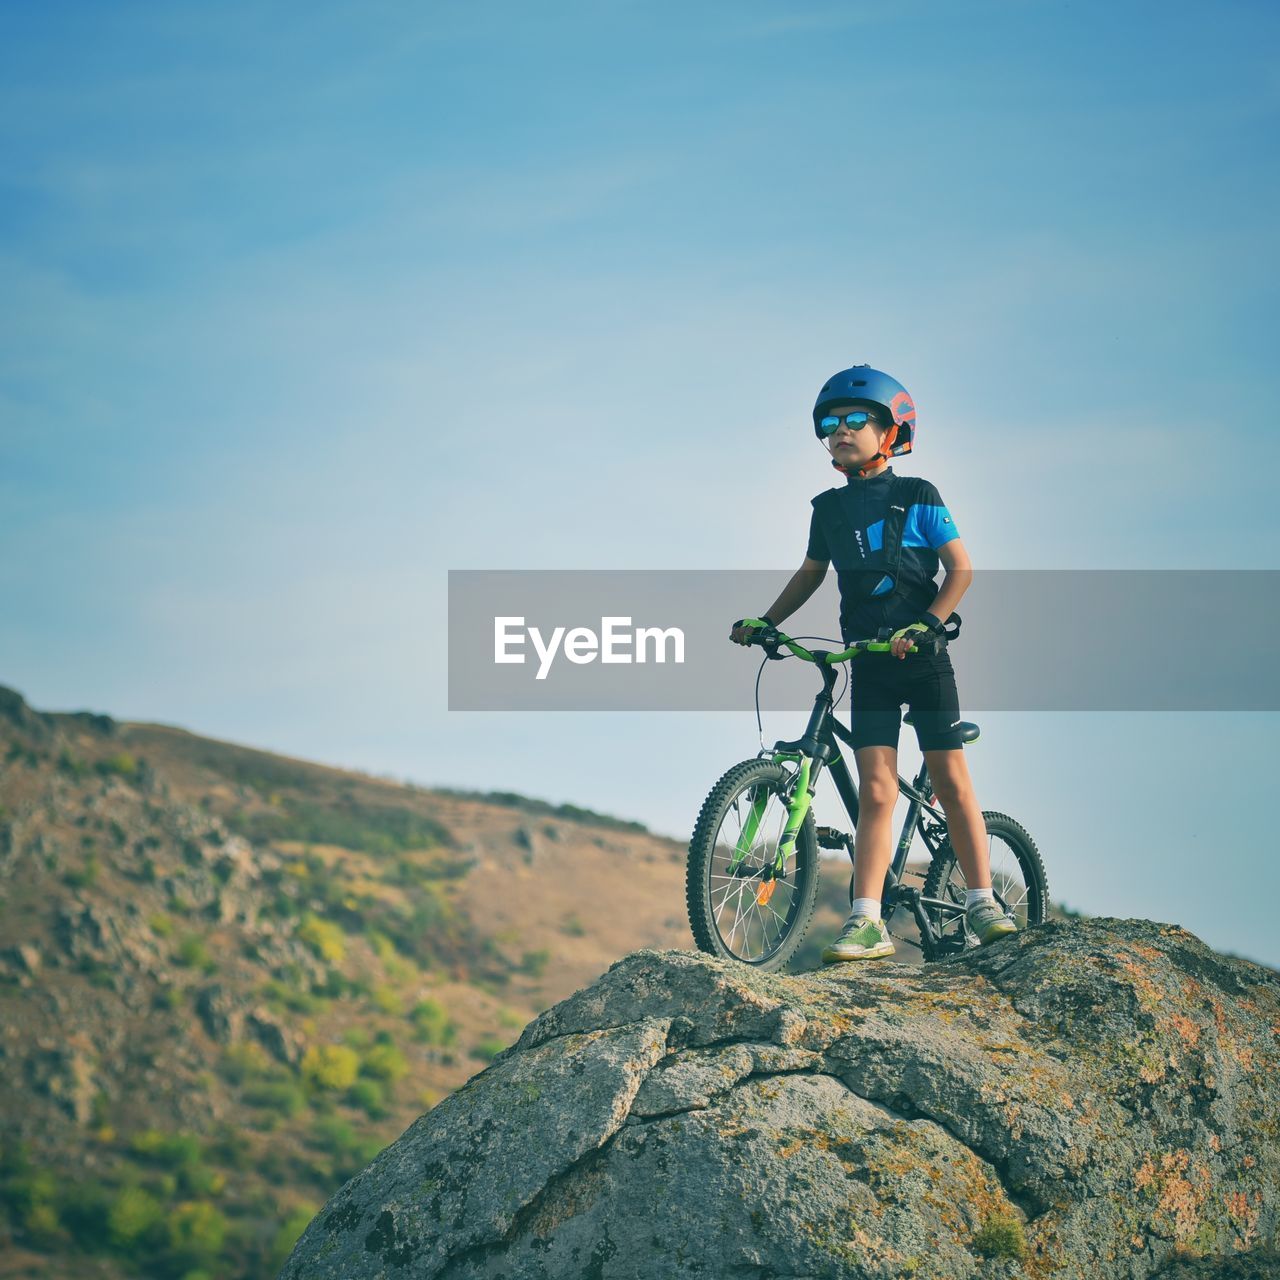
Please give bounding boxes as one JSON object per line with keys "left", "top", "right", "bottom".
{"left": 902, "top": 710, "right": 981, "bottom": 743}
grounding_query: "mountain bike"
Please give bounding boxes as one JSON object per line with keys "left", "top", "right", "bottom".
{"left": 685, "top": 623, "right": 1049, "bottom": 972}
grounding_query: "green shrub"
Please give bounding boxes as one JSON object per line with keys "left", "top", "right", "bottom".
{"left": 149, "top": 912, "right": 174, "bottom": 937}
{"left": 180, "top": 1163, "right": 225, "bottom": 1197}
{"left": 559, "top": 913, "right": 586, "bottom": 937}
{"left": 57, "top": 750, "right": 88, "bottom": 779}
{"left": 260, "top": 978, "right": 325, "bottom": 1015}
{"left": 301, "top": 1044, "right": 360, "bottom": 1091}
{"left": 217, "top": 1039, "right": 277, "bottom": 1080}
{"left": 342, "top": 1026, "right": 373, "bottom": 1050}
{"left": 409, "top": 998, "right": 456, "bottom": 1046}
{"left": 347, "top": 1078, "right": 388, "bottom": 1119}
{"left": 203, "top": 1124, "right": 252, "bottom": 1171}
{"left": 0, "top": 1166, "right": 56, "bottom": 1218}
{"left": 63, "top": 854, "right": 100, "bottom": 887}
{"left": 129, "top": 1129, "right": 203, "bottom": 1170}
{"left": 165, "top": 1199, "right": 227, "bottom": 1266}
{"left": 242, "top": 1080, "right": 307, "bottom": 1117}
{"left": 371, "top": 984, "right": 403, "bottom": 1015}
{"left": 972, "top": 1212, "right": 1027, "bottom": 1260}
{"left": 0, "top": 1161, "right": 69, "bottom": 1245}
{"left": 173, "top": 934, "right": 216, "bottom": 973}
{"left": 106, "top": 1184, "right": 164, "bottom": 1248}
{"left": 56, "top": 1177, "right": 112, "bottom": 1250}
{"left": 297, "top": 913, "right": 345, "bottom": 964}
{"left": 22, "top": 1198, "right": 65, "bottom": 1244}
{"left": 80, "top": 957, "right": 114, "bottom": 987}
{"left": 367, "top": 930, "right": 398, "bottom": 963}
{"left": 361, "top": 1043, "right": 409, "bottom": 1084}
{"left": 97, "top": 752, "right": 138, "bottom": 777}
{"left": 381, "top": 949, "right": 416, "bottom": 982}
{"left": 519, "top": 949, "right": 551, "bottom": 978}
{"left": 316, "top": 967, "right": 351, "bottom": 1000}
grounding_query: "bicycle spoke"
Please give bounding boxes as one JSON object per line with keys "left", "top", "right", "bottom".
{"left": 922, "top": 822, "right": 1037, "bottom": 952}
{"left": 716, "top": 783, "right": 783, "bottom": 957}
{"left": 725, "top": 881, "right": 750, "bottom": 948}
{"left": 699, "top": 768, "right": 814, "bottom": 966}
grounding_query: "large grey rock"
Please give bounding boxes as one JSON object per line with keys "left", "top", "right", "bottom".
{"left": 277, "top": 918, "right": 1280, "bottom": 1280}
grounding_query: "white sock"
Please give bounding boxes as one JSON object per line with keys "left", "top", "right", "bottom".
{"left": 966, "top": 888, "right": 996, "bottom": 910}
{"left": 851, "top": 896, "right": 881, "bottom": 922}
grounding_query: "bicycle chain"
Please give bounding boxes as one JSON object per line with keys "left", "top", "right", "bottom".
{"left": 887, "top": 922, "right": 922, "bottom": 950}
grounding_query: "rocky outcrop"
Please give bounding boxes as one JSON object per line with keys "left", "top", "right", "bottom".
{"left": 248, "top": 1005, "right": 306, "bottom": 1067}
{"left": 0, "top": 685, "right": 56, "bottom": 743}
{"left": 26, "top": 1035, "right": 102, "bottom": 1125}
{"left": 277, "top": 918, "right": 1280, "bottom": 1280}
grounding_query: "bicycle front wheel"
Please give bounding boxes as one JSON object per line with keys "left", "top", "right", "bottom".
{"left": 920, "top": 810, "right": 1049, "bottom": 962}
{"left": 685, "top": 759, "right": 820, "bottom": 972}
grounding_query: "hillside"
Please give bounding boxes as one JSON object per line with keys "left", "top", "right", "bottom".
{"left": 0, "top": 687, "right": 698, "bottom": 1279}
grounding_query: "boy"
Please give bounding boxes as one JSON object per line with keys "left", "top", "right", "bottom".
{"left": 729, "top": 363, "right": 1016, "bottom": 962}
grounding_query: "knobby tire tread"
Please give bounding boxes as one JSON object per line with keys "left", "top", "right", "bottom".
{"left": 685, "top": 759, "right": 820, "bottom": 973}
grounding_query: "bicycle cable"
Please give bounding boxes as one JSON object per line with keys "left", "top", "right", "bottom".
{"left": 750, "top": 634, "right": 852, "bottom": 756}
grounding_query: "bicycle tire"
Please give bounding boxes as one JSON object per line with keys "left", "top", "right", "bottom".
{"left": 686, "top": 758, "right": 821, "bottom": 972}
{"left": 919, "top": 810, "right": 1049, "bottom": 963}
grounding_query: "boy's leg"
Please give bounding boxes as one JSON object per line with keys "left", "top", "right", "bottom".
{"left": 910, "top": 656, "right": 1017, "bottom": 943}
{"left": 921, "top": 747, "right": 991, "bottom": 889}
{"left": 905, "top": 653, "right": 984, "bottom": 883}
{"left": 851, "top": 745, "right": 899, "bottom": 903}
{"left": 822, "top": 665, "right": 902, "bottom": 963}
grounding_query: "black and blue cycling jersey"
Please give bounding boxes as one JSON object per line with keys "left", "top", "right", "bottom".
{"left": 806, "top": 466, "right": 960, "bottom": 642}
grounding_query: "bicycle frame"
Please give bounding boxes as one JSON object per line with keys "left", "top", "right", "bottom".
{"left": 750, "top": 644, "right": 971, "bottom": 950}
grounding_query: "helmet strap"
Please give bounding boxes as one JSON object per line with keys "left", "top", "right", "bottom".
{"left": 828, "top": 422, "right": 900, "bottom": 478}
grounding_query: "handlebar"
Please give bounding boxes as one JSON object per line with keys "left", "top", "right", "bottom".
{"left": 734, "top": 620, "right": 928, "bottom": 664}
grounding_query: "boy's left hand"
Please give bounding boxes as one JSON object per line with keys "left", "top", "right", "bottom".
{"left": 889, "top": 619, "right": 944, "bottom": 659}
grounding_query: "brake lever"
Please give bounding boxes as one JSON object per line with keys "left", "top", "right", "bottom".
{"left": 757, "top": 626, "right": 785, "bottom": 660}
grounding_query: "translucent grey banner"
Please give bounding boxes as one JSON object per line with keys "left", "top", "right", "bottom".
{"left": 448, "top": 570, "right": 1280, "bottom": 711}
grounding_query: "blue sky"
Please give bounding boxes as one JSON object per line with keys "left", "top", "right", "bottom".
{"left": 3, "top": 1, "right": 1279, "bottom": 965}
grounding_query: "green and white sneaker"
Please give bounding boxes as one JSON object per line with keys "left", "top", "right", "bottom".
{"left": 967, "top": 900, "right": 1018, "bottom": 945}
{"left": 821, "top": 914, "right": 896, "bottom": 964}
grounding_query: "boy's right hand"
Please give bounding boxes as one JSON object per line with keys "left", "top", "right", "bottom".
{"left": 730, "top": 616, "right": 774, "bottom": 645}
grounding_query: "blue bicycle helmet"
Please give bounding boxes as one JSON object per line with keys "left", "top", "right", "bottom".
{"left": 813, "top": 364, "right": 917, "bottom": 476}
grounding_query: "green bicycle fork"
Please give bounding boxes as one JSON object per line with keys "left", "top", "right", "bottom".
{"left": 728, "top": 754, "right": 813, "bottom": 878}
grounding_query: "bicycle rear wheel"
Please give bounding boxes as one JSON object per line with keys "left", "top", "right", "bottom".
{"left": 686, "top": 759, "right": 820, "bottom": 972}
{"left": 919, "top": 810, "right": 1049, "bottom": 962}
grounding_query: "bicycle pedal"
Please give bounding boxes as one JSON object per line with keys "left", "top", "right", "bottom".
{"left": 815, "top": 826, "right": 852, "bottom": 850}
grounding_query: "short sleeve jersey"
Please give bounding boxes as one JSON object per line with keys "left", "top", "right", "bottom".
{"left": 806, "top": 467, "right": 961, "bottom": 642}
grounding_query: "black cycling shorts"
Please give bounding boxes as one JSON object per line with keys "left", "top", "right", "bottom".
{"left": 846, "top": 648, "right": 966, "bottom": 752}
